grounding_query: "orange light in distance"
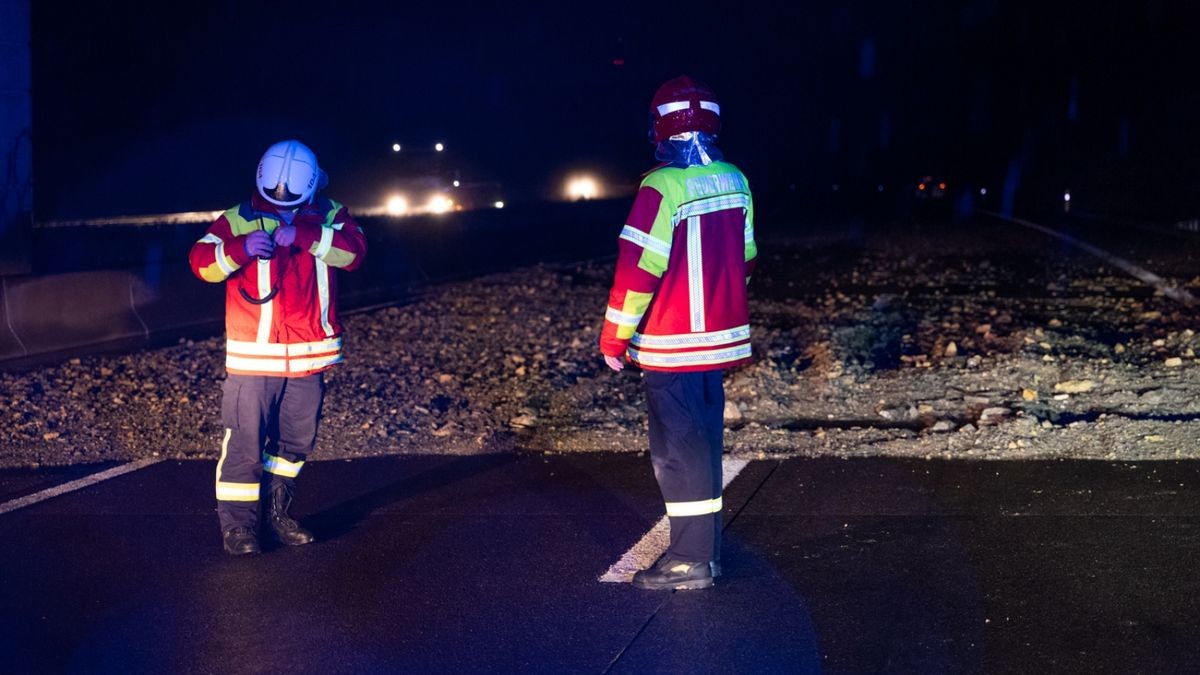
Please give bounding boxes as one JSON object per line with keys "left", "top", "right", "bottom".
{"left": 566, "top": 175, "right": 600, "bottom": 201}
{"left": 385, "top": 195, "right": 408, "bottom": 216}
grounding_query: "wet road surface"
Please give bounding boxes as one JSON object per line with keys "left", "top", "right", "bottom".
{"left": 3, "top": 454, "right": 1200, "bottom": 673}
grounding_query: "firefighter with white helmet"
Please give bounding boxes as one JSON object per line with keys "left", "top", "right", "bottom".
{"left": 189, "top": 140, "right": 367, "bottom": 555}
{"left": 601, "top": 76, "right": 757, "bottom": 589}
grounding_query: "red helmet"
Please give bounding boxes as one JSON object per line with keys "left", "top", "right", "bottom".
{"left": 650, "top": 75, "right": 721, "bottom": 143}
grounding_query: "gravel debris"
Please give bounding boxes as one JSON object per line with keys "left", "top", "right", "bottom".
{"left": 2, "top": 220, "right": 1200, "bottom": 469}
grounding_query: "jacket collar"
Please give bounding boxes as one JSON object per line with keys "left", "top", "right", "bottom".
{"left": 247, "top": 193, "right": 330, "bottom": 221}
{"left": 249, "top": 193, "right": 292, "bottom": 219}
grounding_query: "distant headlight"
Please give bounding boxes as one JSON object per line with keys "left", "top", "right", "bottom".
{"left": 427, "top": 194, "right": 454, "bottom": 214}
{"left": 385, "top": 194, "right": 409, "bottom": 216}
{"left": 566, "top": 175, "right": 600, "bottom": 201}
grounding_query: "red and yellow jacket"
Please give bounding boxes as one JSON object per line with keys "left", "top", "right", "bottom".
{"left": 189, "top": 194, "right": 367, "bottom": 377}
{"left": 600, "top": 161, "right": 756, "bottom": 372}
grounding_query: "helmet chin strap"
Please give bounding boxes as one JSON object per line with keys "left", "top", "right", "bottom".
{"left": 694, "top": 137, "right": 713, "bottom": 165}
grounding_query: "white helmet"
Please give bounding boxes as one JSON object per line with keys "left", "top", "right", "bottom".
{"left": 256, "top": 140, "right": 328, "bottom": 207}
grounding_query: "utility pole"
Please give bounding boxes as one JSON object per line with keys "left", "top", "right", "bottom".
{"left": 0, "top": 0, "right": 32, "bottom": 275}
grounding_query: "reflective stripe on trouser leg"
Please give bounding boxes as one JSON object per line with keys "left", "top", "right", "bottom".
{"left": 216, "top": 374, "right": 284, "bottom": 531}
{"left": 644, "top": 369, "right": 726, "bottom": 562}
{"left": 216, "top": 429, "right": 260, "bottom": 501}
{"left": 262, "top": 453, "right": 304, "bottom": 478}
{"left": 264, "top": 373, "right": 324, "bottom": 490}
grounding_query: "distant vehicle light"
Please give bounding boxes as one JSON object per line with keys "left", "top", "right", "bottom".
{"left": 918, "top": 183, "right": 926, "bottom": 191}
{"left": 385, "top": 195, "right": 409, "bottom": 216}
{"left": 979, "top": 187, "right": 988, "bottom": 196}
{"left": 428, "top": 194, "right": 454, "bottom": 214}
{"left": 434, "top": 142, "right": 445, "bottom": 152}
{"left": 452, "top": 180, "right": 460, "bottom": 187}
{"left": 938, "top": 182, "right": 946, "bottom": 190}
{"left": 392, "top": 143, "right": 401, "bottom": 153}
{"left": 877, "top": 184, "right": 884, "bottom": 192}
{"left": 494, "top": 201, "right": 505, "bottom": 209}
{"left": 1063, "top": 191, "right": 1071, "bottom": 202}
{"left": 567, "top": 175, "right": 600, "bottom": 201}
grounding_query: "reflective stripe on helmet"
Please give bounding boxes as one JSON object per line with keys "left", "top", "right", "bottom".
{"left": 656, "top": 100, "right": 721, "bottom": 117}
{"left": 656, "top": 100, "right": 691, "bottom": 116}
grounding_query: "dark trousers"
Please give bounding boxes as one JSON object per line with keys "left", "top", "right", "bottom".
{"left": 216, "top": 373, "right": 324, "bottom": 531}
{"left": 643, "top": 369, "right": 725, "bottom": 563}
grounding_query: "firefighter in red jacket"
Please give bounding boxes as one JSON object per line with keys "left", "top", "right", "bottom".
{"left": 189, "top": 140, "right": 367, "bottom": 555}
{"left": 601, "top": 76, "right": 757, "bottom": 590}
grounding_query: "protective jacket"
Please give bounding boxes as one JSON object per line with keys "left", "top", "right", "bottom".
{"left": 600, "top": 160, "right": 756, "bottom": 371}
{"left": 189, "top": 194, "right": 367, "bottom": 376}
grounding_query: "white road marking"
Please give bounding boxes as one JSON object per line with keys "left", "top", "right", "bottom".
{"left": 599, "top": 457, "right": 750, "bottom": 583}
{"left": 983, "top": 210, "right": 1198, "bottom": 307}
{"left": 0, "top": 457, "right": 163, "bottom": 516}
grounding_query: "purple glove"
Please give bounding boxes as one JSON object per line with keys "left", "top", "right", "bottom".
{"left": 273, "top": 225, "right": 297, "bottom": 247}
{"left": 244, "top": 230, "right": 275, "bottom": 258}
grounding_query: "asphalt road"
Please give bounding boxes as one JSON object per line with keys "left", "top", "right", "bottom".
{"left": 3, "top": 453, "right": 1200, "bottom": 674}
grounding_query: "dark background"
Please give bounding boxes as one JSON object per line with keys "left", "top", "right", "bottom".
{"left": 31, "top": 1, "right": 1199, "bottom": 221}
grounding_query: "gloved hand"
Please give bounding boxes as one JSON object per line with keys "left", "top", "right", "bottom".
{"left": 273, "top": 225, "right": 297, "bottom": 248}
{"left": 244, "top": 230, "right": 275, "bottom": 258}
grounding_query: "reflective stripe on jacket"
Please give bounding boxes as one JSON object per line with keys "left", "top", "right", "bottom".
{"left": 189, "top": 194, "right": 367, "bottom": 376}
{"left": 600, "top": 161, "right": 756, "bottom": 372}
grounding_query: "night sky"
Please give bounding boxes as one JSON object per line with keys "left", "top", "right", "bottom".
{"left": 32, "top": 1, "right": 1199, "bottom": 220}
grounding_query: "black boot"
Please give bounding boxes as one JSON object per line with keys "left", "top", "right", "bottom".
{"left": 631, "top": 557, "right": 714, "bottom": 591}
{"left": 266, "top": 483, "right": 314, "bottom": 546}
{"left": 222, "top": 526, "right": 261, "bottom": 556}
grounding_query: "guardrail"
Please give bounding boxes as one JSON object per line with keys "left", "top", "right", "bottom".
{"left": 0, "top": 199, "right": 627, "bottom": 368}
{"left": 1174, "top": 218, "right": 1200, "bottom": 234}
